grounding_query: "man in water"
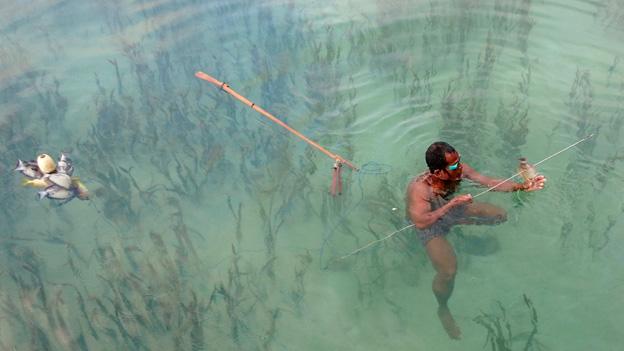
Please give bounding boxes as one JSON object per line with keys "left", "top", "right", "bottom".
{"left": 406, "top": 141, "right": 546, "bottom": 339}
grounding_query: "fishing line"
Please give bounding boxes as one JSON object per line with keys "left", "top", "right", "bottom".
{"left": 338, "top": 134, "right": 595, "bottom": 260}
{"left": 319, "top": 161, "right": 391, "bottom": 269}
{"left": 471, "top": 133, "right": 594, "bottom": 199}
{"left": 336, "top": 223, "right": 415, "bottom": 260}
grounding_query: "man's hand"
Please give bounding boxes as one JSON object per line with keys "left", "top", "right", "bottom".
{"left": 450, "top": 194, "right": 473, "bottom": 206}
{"left": 523, "top": 175, "right": 546, "bottom": 192}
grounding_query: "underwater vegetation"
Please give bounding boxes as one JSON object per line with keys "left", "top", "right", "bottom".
{"left": 0, "top": 0, "right": 622, "bottom": 350}
{"left": 473, "top": 294, "right": 544, "bottom": 351}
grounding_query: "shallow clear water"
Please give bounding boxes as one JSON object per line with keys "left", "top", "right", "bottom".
{"left": 1, "top": 0, "right": 623, "bottom": 350}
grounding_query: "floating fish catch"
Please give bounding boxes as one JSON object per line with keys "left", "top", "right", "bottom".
{"left": 14, "top": 152, "right": 89, "bottom": 205}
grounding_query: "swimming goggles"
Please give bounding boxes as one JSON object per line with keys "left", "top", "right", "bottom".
{"left": 447, "top": 157, "right": 461, "bottom": 171}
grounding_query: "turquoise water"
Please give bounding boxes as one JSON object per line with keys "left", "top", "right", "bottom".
{"left": 1, "top": 0, "right": 623, "bottom": 350}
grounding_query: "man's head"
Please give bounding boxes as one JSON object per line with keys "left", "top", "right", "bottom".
{"left": 425, "top": 141, "right": 462, "bottom": 180}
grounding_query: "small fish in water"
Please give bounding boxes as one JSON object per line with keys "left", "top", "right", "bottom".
{"left": 45, "top": 173, "right": 73, "bottom": 190}
{"left": 38, "top": 185, "right": 76, "bottom": 203}
{"left": 72, "top": 177, "right": 90, "bottom": 200}
{"left": 14, "top": 160, "right": 43, "bottom": 179}
{"left": 21, "top": 178, "right": 52, "bottom": 189}
{"left": 517, "top": 157, "right": 539, "bottom": 183}
{"left": 57, "top": 153, "right": 74, "bottom": 175}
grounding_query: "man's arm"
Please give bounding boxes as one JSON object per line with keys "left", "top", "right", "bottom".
{"left": 407, "top": 182, "right": 472, "bottom": 229}
{"left": 462, "top": 163, "right": 545, "bottom": 191}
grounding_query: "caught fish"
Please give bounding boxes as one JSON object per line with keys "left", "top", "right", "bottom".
{"left": 45, "top": 173, "right": 73, "bottom": 190}
{"left": 38, "top": 185, "right": 76, "bottom": 202}
{"left": 21, "top": 178, "right": 51, "bottom": 189}
{"left": 71, "top": 177, "right": 90, "bottom": 200}
{"left": 17, "top": 152, "right": 88, "bottom": 204}
{"left": 57, "top": 153, "right": 74, "bottom": 175}
{"left": 14, "top": 160, "right": 43, "bottom": 179}
{"left": 37, "top": 154, "right": 57, "bottom": 174}
{"left": 517, "top": 157, "right": 539, "bottom": 182}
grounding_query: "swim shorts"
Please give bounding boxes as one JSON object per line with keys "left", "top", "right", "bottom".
{"left": 414, "top": 203, "right": 466, "bottom": 246}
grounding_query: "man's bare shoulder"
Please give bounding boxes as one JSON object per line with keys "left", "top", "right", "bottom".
{"left": 407, "top": 175, "right": 431, "bottom": 202}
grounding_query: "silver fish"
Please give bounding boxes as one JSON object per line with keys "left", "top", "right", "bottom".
{"left": 45, "top": 173, "right": 72, "bottom": 190}
{"left": 14, "top": 160, "right": 43, "bottom": 179}
{"left": 38, "top": 185, "right": 76, "bottom": 203}
{"left": 57, "top": 153, "right": 74, "bottom": 175}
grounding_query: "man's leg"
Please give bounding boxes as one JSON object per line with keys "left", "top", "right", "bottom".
{"left": 426, "top": 235, "right": 461, "bottom": 339}
{"left": 459, "top": 202, "right": 507, "bottom": 225}
{"left": 449, "top": 202, "right": 506, "bottom": 256}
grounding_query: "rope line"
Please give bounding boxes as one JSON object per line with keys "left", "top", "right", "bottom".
{"left": 472, "top": 133, "right": 594, "bottom": 198}
{"left": 338, "top": 224, "right": 414, "bottom": 260}
{"left": 319, "top": 161, "right": 391, "bottom": 269}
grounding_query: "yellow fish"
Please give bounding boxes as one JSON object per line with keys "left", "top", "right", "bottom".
{"left": 71, "top": 177, "right": 90, "bottom": 200}
{"left": 22, "top": 178, "right": 51, "bottom": 189}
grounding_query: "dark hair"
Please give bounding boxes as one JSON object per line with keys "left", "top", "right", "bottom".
{"left": 425, "top": 141, "right": 456, "bottom": 172}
